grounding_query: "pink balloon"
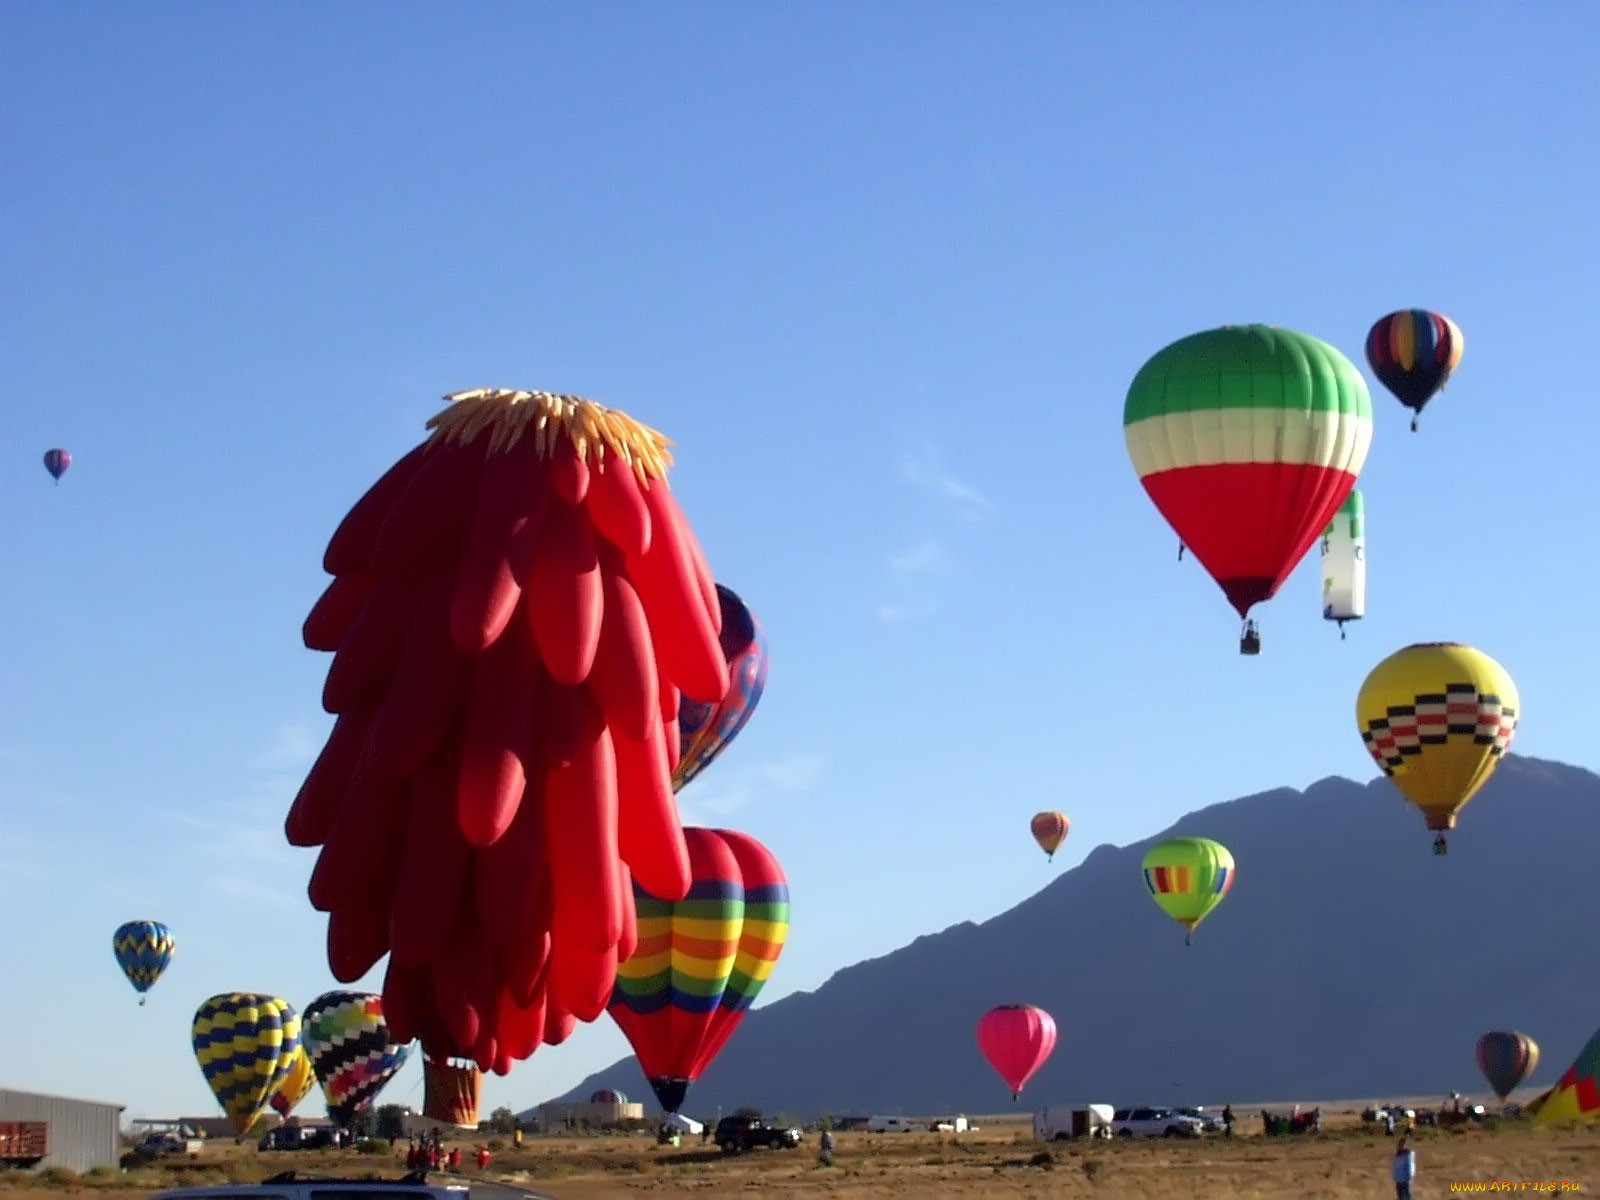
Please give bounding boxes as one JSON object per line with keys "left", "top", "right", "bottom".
{"left": 976, "top": 1003, "right": 1057, "bottom": 1098}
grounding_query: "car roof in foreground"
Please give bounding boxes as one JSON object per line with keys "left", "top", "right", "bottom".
{"left": 145, "top": 1173, "right": 555, "bottom": 1200}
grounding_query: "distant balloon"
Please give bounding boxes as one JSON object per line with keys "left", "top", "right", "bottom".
{"left": 112, "top": 920, "right": 175, "bottom": 1005}
{"left": 1365, "top": 309, "right": 1464, "bottom": 431}
{"left": 192, "top": 993, "right": 302, "bottom": 1136}
{"left": 976, "top": 1004, "right": 1057, "bottom": 1099}
{"left": 1142, "top": 837, "right": 1235, "bottom": 946}
{"left": 1030, "top": 812, "right": 1069, "bottom": 861}
{"left": 673, "top": 584, "right": 770, "bottom": 793}
{"left": 1320, "top": 489, "right": 1365, "bottom": 638}
{"left": 1356, "top": 642, "right": 1519, "bottom": 855}
{"left": 1476, "top": 1030, "right": 1539, "bottom": 1103}
{"left": 43, "top": 448, "right": 71, "bottom": 483}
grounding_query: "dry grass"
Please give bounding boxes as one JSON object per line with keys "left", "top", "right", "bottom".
{"left": 2, "top": 1108, "right": 1593, "bottom": 1200}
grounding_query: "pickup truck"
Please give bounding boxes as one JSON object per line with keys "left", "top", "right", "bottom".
{"left": 713, "top": 1116, "right": 804, "bottom": 1153}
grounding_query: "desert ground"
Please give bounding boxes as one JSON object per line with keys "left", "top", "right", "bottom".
{"left": 3, "top": 1106, "right": 1594, "bottom": 1200}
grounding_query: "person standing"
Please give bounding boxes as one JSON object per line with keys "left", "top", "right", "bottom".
{"left": 1392, "top": 1138, "right": 1417, "bottom": 1200}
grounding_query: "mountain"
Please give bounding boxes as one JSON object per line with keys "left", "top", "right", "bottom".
{"left": 552, "top": 754, "right": 1598, "bottom": 1118}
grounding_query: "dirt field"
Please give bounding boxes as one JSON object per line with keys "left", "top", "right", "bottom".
{"left": 4, "top": 1108, "right": 1594, "bottom": 1200}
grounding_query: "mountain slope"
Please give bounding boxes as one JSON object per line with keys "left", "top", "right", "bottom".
{"left": 553, "top": 754, "right": 1598, "bottom": 1117}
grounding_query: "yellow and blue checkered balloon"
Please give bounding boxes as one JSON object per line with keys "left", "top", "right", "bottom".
{"left": 112, "top": 920, "right": 175, "bottom": 1006}
{"left": 192, "top": 993, "right": 302, "bottom": 1136}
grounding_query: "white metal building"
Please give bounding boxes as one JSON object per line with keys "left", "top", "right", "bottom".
{"left": 0, "top": 1088, "right": 124, "bottom": 1173}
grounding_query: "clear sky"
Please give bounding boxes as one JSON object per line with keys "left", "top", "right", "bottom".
{"left": 3, "top": 3, "right": 1597, "bottom": 1123}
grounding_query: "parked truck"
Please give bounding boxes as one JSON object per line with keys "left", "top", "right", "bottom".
{"left": 1034, "top": 1104, "right": 1114, "bottom": 1141}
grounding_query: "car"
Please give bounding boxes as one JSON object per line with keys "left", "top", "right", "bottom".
{"left": 258, "top": 1127, "right": 343, "bottom": 1152}
{"left": 712, "top": 1116, "right": 804, "bottom": 1153}
{"left": 145, "top": 1172, "right": 555, "bottom": 1200}
{"left": 135, "top": 1132, "right": 201, "bottom": 1156}
{"left": 1110, "top": 1107, "right": 1205, "bottom": 1138}
{"left": 1174, "top": 1106, "right": 1223, "bottom": 1133}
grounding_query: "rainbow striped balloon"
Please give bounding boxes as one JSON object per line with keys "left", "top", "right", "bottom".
{"left": 608, "top": 827, "right": 790, "bottom": 1114}
{"left": 1365, "top": 308, "right": 1464, "bottom": 430}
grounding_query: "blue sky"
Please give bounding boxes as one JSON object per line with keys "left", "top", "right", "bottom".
{"left": 3, "top": 3, "right": 1597, "bottom": 1122}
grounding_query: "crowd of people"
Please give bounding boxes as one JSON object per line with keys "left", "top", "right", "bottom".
{"left": 403, "top": 1128, "right": 495, "bottom": 1174}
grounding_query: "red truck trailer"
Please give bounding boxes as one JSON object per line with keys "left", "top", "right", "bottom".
{"left": 0, "top": 1120, "right": 49, "bottom": 1166}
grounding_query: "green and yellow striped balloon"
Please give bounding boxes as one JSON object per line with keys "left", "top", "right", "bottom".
{"left": 192, "top": 993, "right": 302, "bottom": 1135}
{"left": 1142, "top": 836, "right": 1235, "bottom": 946}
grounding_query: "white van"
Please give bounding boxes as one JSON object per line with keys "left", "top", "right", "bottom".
{"left": 865, "top": 1115, "right": 919, "bottom": 1133}
{"left": 1034, "top": 1104, "right": 1114, "bottom": 1140}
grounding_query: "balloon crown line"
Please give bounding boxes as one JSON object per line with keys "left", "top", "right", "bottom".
{"left": 427, "top": 388, "right": 675, "bottom": 480}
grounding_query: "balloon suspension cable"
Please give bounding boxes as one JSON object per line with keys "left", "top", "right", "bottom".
{"left": 427, "top": 388, "right": 675, "bottom": 481}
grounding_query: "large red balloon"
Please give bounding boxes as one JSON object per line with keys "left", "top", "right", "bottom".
{"left": 976, "top": 1003, "right": 1056, "bottom": 1098}
{"left": 288, "top": 389, "right": 730, "bottom": 1077}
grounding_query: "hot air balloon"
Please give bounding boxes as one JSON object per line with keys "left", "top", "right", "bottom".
{"left": 976, "top": 1004, "right": 1057, "bottom": 1100}
{"left": 608, "top": 827, "right": 790, "bottom": 1114}
{"left": 421, "top": 1054, "right": 483, "bottom": 1128}
{"left": 1365, "top": 309, "right": 1464, "bottom": 432}
{"left": 290, "top": 387, "right": 730, "bottom": 1075}
{"left": 1142, "top": 837, "right": 1234, "bottom": 946}
{"left": 42, "top": 448, "right": 70, "bottom": 483}
{"left": 674, "top": 584, "right": 770, "bottom": 793}
{"left": 1320, "top": 489, "right": 1365, "bottom": 638}
{"left": 269, "top": 1044, "right": 317, "bottom": 1118}
{"left": 1356, "top": 642, "right": 1518, "bottom": 855}
{"left": 1529, "top": 1026, "right": 1600, "bottom": 1123}
{"left": 1124, "top": 325, "right": 1373, "bottom": 654}
{"left": 302, "top": 990, "right": 413, "bottom": 1126}
{"left": 192, "top": 993, "right": 302, "bottom": 1137}
{"left": 1030, "top": 812, "right": 1069, "bottom": 861}
{"left": 1476, "top": 1031, "right": 1540, "bottom": 1104}
{"left": 112, "top": 920, "right": 175, "bottom": 1005}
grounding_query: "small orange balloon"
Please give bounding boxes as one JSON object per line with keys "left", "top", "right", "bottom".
{"left": 1030, "top": 812, "right": 1069, "bottom": 861}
